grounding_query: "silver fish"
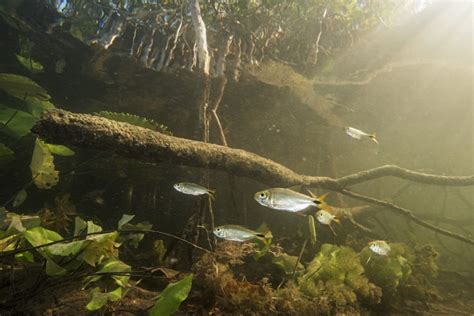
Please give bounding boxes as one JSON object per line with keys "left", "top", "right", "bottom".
{"left": 254, "top": 188, "right": 326, "bottom": 213}
{"left": 316, "top": 209, "right": 340, "bottom": 235}
{"left": 173, "top": 182, "right": 215, "bottom": 198}
{"left": 316, "top": 209, "right": 340, "bottom": 225}
{"left": 213, "top": 225, "right": 265, "bottom": 242}
{"left": 369, "top": 240, "right": 391, "bottom": 256}
{"left": 344, "top": 127, "right": 378, "bottom": 144}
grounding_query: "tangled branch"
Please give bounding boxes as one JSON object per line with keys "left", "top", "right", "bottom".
{"left": 339, "top": 189, "right": 474, "bottom": 245}
{"left": 32, "top": 110, "right": 474, "bottom": 245}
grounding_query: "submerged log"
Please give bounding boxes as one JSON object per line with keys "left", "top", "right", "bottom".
{"left": 32, "top": 109, "right": 474, "bottom": 189}
{"left": 32, "top": 109, "right": 474, "bottom": 245}
{"left": 32, "top": 109, "right": 320, "bottom": 187}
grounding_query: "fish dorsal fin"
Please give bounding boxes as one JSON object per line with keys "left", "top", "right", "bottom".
{"left": 288, "top": 184, "right": 303, "bottom": 192}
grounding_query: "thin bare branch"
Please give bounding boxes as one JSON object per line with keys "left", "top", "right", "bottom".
{"left": 339, "top": 189, "right": 474, "bottom": 246}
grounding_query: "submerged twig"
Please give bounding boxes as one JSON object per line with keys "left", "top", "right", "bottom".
{"left": 0, "top": 228, "right": 212, "bottom": 259}
{"left": 339, "top": 189, "right": 474, "bottom": 246}
{"left": 291, "top": 238, "right": 308, "bottom": 280}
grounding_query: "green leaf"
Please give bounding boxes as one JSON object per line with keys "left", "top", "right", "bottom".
{"left": 6, "top": 215, "right": 26, "bottom": 235}
{"left": 86, "top": 288, "right": 108, "bottom": 311}
{"left": 46, "top": 240, "right": 86, "bottom": 257}
{"left": 25, "top": 99, "right": 55, "bottom": 118}
{"left": 0, "top": 73, "right": 50, "bottom": 101}
{"left": 271, "top": 253, "right": 304, "bottom": 276}
{"left": 0, "top": 106, "right": 37, "bottom": 137}
{"left": 149, "top": 274, "right": 193, "bottom": 316}
{"left": 46, "top": 258, "right": 68, "bottom": 276}
{"left": 86, "top": 287, "right": 123, "bottom": 311}
{"left": 120, "top": 221, "right": 152, "bottom": 248}
{"left": 15, "top": 54, "right": 44, "bottom": 73}
{"left": 74, "top": 216, "right": 87, "bottom": 236}
{"left": 0, "top": 143, "right": 14, "bottom": 158}
{"left": 87, "top": 221, "right": 103, "bottom": 234}
{"left": 15, "top": 250, "right": 34, "bottom": 263}
{"left": 118, "top": 214, "right": 135, "bottom": 229}
{"left": 30, "top": 138, "right": 59, "bottom": 189}
{"left": 97, "top": 259, "right": 131, "bottom": 287}
{"left": 0, "top": 234, "right": 20, "bottom": 251}
{"left": 24, "top": 226, "right": 63, "bottom": 247}
{"left": 79, "top": 231, "right": 118, "bottom": 267}
{"left": 44, "top": 143, "right": 75, "bottom": 156}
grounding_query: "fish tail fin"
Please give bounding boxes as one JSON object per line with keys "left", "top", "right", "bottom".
{"left": 314, "top": 192, "right": 330, "bottom": 208}
{"left": 256, "top": 223, "right": 273, "bottom": 240}
{"left": 369, "top": 133, "right": 378, "bottom": 144}
{"left": 256, "top": 231, "right": 272, "bottom": 239}
{"left": 255, "top": 232, "right": 272, "bottom": 247}
{"left": 208, "top": 189, "right": 216, "bottom": 200}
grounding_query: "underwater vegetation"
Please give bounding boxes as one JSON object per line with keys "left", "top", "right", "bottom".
{"left": 0, "top": 0, "right": 473, "bottom": 315}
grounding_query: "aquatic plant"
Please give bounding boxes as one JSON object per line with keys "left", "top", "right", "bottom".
{"left": 359, "top": 243, "right": 412, "bottom": 297}
{"left": 192, "top": 241, "right": 276, "bottom": 314}
{"left": 149, "top": 274, "right": 193, "bottom": 316}
{"left": 0, "top": 212, "right": 142, "bottom": 311}
{"left": 360, "top": 242, "right": 440, "bottom": 304}
{"left": 298, "top": 244, "right": 382, "bottom": 310}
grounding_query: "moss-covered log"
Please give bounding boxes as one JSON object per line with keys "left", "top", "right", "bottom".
{"left": 32, "top": 110, "right": 474, "bottom": 189}
{"left": 31, "top": 109, "right": 474, "bottom": 245}
{"left": 32, "top": 109, "right": 319, "bottom": 186}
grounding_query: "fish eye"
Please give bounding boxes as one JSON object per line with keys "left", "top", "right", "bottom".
{"left": 259, "top": 192, "right": 266, "bottom": 198}
{"left": 216, "top": 228, "right": 221, "bottom": 232}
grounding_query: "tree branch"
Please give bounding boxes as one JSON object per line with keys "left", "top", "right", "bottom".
{"left": 335, "top": 165, "right": 474, "bottom": 187}
{"left": 32, "top": 110, "right": 474, "bottom": 190}
{"left": 30, "top": 109, "right": 474, "bottom": 245}
{"left": 339, "top": 189, "right": 474, "bottom": 245}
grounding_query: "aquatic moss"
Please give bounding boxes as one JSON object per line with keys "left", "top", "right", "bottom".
{"left": 298, "top": 244, "right": 382, "bottom": 310}
{"left": 192, "top": 244, "right": 275, "bottom": 314}
{"left": 359, "top": 242, "right": 413, "bottom": 298}
{"left": 360, "top": 242, "right": 439, "bottom": 303}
